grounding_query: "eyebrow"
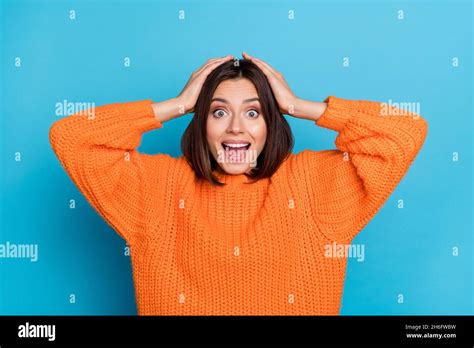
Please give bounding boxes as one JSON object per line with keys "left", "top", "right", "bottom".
{"left": 211, "top": 97, "right": 260, "bottom": 104}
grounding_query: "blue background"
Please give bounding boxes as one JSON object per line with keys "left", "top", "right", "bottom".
{"left": 0, "top": 0, "right": 472, "bottom": 315}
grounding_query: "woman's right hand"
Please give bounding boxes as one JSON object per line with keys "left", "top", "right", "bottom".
{"left": 177, "top": 54, "right": 234, "bottom": 114}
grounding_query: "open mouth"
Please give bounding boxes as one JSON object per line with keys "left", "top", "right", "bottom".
{"left": 221, "top": 142, "right": 251, "bottom": 151}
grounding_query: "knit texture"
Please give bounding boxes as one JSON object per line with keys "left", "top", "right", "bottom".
{"left": 49, "top": 96, "right": 428, "bottom": 315}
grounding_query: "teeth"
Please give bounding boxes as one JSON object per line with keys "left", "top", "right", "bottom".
{"left": 223, "top": 143, "right": 249, "bottom": 148}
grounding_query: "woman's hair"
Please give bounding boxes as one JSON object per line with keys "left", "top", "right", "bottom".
{"left": 181, "top": 58, "right": 294, "bottom": 186}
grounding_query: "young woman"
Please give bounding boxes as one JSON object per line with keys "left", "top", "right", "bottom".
{"left": 49, "top": 53, "right": 428, "bottom": 315}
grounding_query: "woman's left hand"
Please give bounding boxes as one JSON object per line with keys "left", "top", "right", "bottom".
{"left": 242, "top": 52, "right": 298, "bottom": 115}
{"left": 243, "top": 52, "right": 327, "bottom": 121}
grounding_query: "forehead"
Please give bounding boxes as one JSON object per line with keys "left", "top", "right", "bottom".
{"left": 212, "top": 78, "right": 258, "bottom": 103}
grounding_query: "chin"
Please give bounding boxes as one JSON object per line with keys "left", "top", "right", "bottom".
{"left": 220, "top": 163, "right": 251, "bottom": 175}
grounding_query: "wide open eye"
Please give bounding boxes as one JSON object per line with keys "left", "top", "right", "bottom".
{"left": 212, "top": 109, "right": 228, "bottom": 118}
{"left": 246, "top": 109, "right": 260, "bottom": 118}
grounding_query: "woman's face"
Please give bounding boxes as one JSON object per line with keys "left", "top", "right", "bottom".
{"left": 206, "top": 78, "right": 267, "bottom": 175}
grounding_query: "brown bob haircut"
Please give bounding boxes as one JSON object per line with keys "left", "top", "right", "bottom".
{"left": 181, "top": 58, "right": 294, "bottom": 186}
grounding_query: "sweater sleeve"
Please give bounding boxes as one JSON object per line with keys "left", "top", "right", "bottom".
{"left": 49, "top": 100, "right": 173, "bottom": 245}
{"left": 300, "top": 96, "right": 428, "bottom": 242}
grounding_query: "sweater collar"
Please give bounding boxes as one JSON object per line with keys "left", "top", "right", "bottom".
{"left": 212, "top": 169, "right": 253, "bottom": 186}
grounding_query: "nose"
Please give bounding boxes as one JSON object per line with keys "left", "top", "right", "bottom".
{"left": 226, "top": 112, "right": 244, "bottom": 134}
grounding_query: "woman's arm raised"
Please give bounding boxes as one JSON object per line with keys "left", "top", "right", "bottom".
{"left": 243, "top": 52, "right": 428, "bottom": 242}
{"left": 49, "top": 55, "right": 234, "bottom": 245}
{"left": 297, "top": 96, "right": 428, "bottom": 242}
{"left": 49, "top": 99, "right": 179, "bottom": 245}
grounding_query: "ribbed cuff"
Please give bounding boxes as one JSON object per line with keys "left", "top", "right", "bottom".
{"left": 315, "top": 96, "right": 362, "bottom": 132}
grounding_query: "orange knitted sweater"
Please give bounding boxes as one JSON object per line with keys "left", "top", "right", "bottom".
{"left": 49, "top": 96, "right": 428, "bottom": 315}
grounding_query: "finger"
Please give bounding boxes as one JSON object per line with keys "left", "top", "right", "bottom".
{"left": 194, "top": 55, "right": 234, "bottom": 80}
{"left": 245, "top": 54, "right": 277, "bottom": 81}
{"left": 194, "top": 55, "right": 233, "bottom": 77}
{"left": 244, "top": 52, "right": 281, "bottom": 78}
{"left": 193, "top": 57, "right": 223, "bottom": 76}
{"left": 243, "top": 52, "right": 274, "bottom": 74}
{"left": 252, "top": 56, "right": 281, "bottom": 77}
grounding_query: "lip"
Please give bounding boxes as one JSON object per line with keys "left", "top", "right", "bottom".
{"left": 221, "top": 139, "right": 251, "bottom": 144}
{"left": 220, "top": 139, "right": 251, "bottom": 151}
